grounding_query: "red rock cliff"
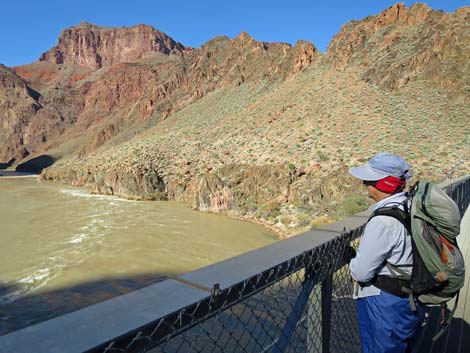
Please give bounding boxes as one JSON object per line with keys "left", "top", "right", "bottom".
{"left": 39, "top": 22, "right": 186, "bottom": 69}
{"left": 0, "top": 65, "right": 41, "bottom": 162}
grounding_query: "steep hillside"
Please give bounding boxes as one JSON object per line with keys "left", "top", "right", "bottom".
{"left": 3, "top": 61, "right": 91, "bottom": 162}
{"left": 42, "top": 62, "right": 469, "bottom": 236}
{"left": 1, "top": 3, "right": 469, "bottom": 237}
{"left": 0, "top": 64, "right": 40, "bottom": 162}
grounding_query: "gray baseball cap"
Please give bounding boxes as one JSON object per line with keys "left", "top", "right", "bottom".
{"left": 348, "top": 152, "right": 412, "bottom": 181}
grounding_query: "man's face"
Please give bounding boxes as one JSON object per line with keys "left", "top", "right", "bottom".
{"left": 363, "top": 180, "right": 390, "bottom": 202}
{"left": 363, "top": 180, "right": 380, "bottom": 202}
{"left": 366, "top": 185, "right": 380, "bottom": 201}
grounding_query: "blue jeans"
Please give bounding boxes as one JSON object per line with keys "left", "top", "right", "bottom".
{"left": 357, "top": 291, "right": 425, "bottom": 353}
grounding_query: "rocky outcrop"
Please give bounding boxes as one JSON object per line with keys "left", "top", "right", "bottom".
{"left": 192, "top": 164, "right": 293, "bottom": 214}
{"left": 78, "top": 124, "right": 118, "bottom": 158}
{"left": 187, "top": 33, "right": 318, "bottom": 90}
{"left": 326, "top": 3, "right": 434, "bottom": 68}
{"left": 39, "top": 22, "right": 186, "bottom": 69}
{"left": 40, "top": 163, "right": 167, "bottom": 200}
{"left": 326, "top": 3, "right": 470, "bottom": 97}
{"left": 12, "top": 61, "right": 93, "bottom": 87}
{"left": 290, "top": 40, "right": 318, "bottom": 74}
{"left": 41, "top": 159, "right": 361, "bottom": 237}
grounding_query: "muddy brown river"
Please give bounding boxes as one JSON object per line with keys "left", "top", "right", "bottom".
{"left": 0, "top": 177, "right": 276, "bottom": 335}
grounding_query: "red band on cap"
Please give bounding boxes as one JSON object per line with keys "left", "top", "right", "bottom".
{"left": 375, "top": 176, "right": 406, "bottom": 194}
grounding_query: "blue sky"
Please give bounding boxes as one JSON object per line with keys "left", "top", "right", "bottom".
{"left": 1, "top": 0, "right": 468, "bottom": 67}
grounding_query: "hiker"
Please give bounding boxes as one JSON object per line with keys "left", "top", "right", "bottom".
{"left": 348, "top": 152, "right": 425, "bottom": 353}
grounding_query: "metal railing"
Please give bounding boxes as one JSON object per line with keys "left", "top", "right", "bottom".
{"left": 99, "top": 228, "right": 363, "bottom": 353}
{"left": 1, "top": 176, "right": 469, "bottom": 353}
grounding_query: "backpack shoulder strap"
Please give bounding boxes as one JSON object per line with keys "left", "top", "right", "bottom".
{"left": 369, "top": 204, "right": 412, "bottom": 235}
{"left": 368, "top": 203, "right": 415, "bottom": 309}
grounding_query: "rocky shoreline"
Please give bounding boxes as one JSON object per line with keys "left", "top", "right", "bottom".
{"left": 40, "top": 162, "right": 369, "bottom": 239}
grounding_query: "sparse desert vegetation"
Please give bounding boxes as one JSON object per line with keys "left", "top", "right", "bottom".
{"left": 43, "top": 63, "right": 469, "bottom": 237}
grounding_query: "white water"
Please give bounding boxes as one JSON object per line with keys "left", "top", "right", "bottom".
{"left": 0, "top": 177, "right": 276, "bottom": 334}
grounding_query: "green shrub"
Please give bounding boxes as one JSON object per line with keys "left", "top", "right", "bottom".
{"left": 296, "top": 212, "right": 312, "bottom": 227}
{"left": 259, "top": 201, "right": 282, "bottom": 219}
{"left": 317, "top": 151, "right": 329, "bottom": 162}
{"left": 339, "top": 195, "right": 369, "bottom": 216}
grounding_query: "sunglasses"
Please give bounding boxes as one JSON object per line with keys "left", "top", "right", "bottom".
{"left": 362, "top": 180, "right": 376, "bottom": 186}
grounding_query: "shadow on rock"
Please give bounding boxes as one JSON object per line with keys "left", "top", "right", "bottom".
{"left": 0, "top": 158, "right": 15, "bottom": 170}
{"left": 15, "top": 155, "right": 56, "bottom": 174}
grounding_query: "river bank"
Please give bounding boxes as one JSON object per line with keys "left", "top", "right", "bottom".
{"left": 40, "top": 163, "right": 361, "bottom": 239}
{"left": 0, "top": 170, "right": 37, "bottom": 177}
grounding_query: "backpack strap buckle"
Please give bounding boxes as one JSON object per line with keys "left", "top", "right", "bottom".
{"left": 400, "top": 286, "right": 417, "bottom": 312}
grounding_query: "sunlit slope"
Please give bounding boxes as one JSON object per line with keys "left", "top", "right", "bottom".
{"left": 44, "top": 62, "right": 469, "bottom": 236}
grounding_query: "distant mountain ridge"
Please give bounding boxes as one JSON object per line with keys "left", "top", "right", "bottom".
{"left": 1, "top": 2, "right": 468, "bottom": 237}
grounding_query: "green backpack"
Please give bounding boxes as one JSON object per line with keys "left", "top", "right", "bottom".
{"left": 371, "top": 181, "right": 465, "bottom": 305}
{"left": 370, "top": 181, "right": 465, "bottom": 340}
{"left": 407, "top": 181, "right": 465, "bottom": 304}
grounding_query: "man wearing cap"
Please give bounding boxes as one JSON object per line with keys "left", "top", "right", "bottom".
{"left": 348, "top": 152, "right": 425, "bottom": 353}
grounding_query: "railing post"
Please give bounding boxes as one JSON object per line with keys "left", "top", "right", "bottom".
{"left": 307, "top": 276, "right": 333, "bottom": 353}
{"left": 321, "top": 276, "right": 333, "bottom": 353}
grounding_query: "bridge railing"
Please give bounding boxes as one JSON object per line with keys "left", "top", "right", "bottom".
{"left": 1, "top": 176, "right": 469, "bottom": 353}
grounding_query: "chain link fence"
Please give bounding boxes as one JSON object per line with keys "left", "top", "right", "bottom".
{"left": 84, "top": 176, "right": 470, "bottom": 353}
{"left": 92, "top": 226, "right": 363, "bottom": 353}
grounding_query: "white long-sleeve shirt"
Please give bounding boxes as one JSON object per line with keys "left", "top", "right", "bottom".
{"left": 350, "top": 192, "right": 413, "bottom": 298}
